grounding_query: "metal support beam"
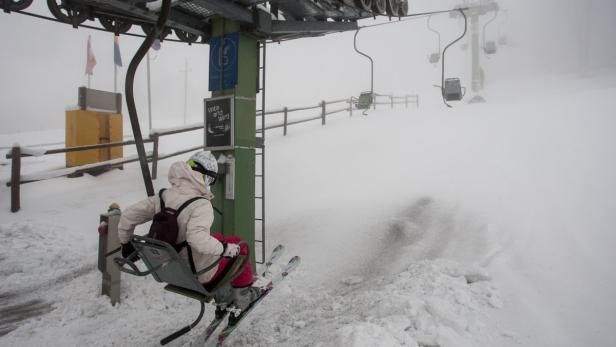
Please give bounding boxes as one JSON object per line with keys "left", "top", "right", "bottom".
{"left": 209, "top": 17, "right": 258, "bottom": 270}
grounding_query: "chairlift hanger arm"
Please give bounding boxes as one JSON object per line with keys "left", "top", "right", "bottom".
{"left": 426, "top": 14, "right": 441, "bottom": 53}
{"left": 482, "top": 8, "right": 499, "bottom": 47}
{"left": 441, "top": 8, "right": 467, "bottom": 108}
{"left": 353, "top": 28, "right": 374, "bottom": 97}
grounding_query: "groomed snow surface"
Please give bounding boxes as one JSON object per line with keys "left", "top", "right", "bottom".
{"left": 1, "top": 71, "right": 616, "bottom": 347}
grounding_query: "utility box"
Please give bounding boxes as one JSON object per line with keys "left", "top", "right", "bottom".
{"left": 66, "top": 87, "right": 123, "bottom": 168}
{"left": 65, "top": 110, "right": 123, "bottom": 167}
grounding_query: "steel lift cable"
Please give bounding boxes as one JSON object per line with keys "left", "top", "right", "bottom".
{"left": 125, "top": 0, "right": 173, "bottom": 197}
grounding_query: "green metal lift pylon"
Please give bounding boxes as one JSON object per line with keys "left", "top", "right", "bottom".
{"left": 209, "top": 17, "right": 258, "bottom": 270}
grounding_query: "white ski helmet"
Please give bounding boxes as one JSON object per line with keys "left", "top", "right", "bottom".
{"left": 187, "top": 151, "right": 218, "bottom": 185}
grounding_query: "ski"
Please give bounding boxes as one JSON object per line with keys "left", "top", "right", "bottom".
{"left": 201, "top": 311, "right": 228, "bottom": 344}
{"left": 261, "top": 244, "right": 285, "bottom": 278}
{"left": 215, "top": 256, "right": 301, "bottom": 346}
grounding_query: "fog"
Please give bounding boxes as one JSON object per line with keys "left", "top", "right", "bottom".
{"left": 0, "top": 0, "right": 614, "bottom": 135}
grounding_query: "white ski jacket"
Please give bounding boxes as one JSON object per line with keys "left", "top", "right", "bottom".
{"left": 118, "top": 161, "right": 224, "bottom": 283}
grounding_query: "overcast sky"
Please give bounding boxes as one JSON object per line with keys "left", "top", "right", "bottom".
{"left": 0, "top": 0, "right": 614, "bottom": 135}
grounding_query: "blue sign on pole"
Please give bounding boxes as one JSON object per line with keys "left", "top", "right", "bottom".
{"left": 208, "top": 32, "right": 239, "bottom": 91}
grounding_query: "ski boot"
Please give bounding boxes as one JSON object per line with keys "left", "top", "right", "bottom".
{"left": 228, "top": 286, "right": 262, "bottom": 326}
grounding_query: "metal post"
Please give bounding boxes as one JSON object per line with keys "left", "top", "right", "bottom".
{"left": 210, "top": 17, "right": 258, "bottom": 270}
{"left": 147, "top": 51, "right": 153, "bottom": 133}
{"left": 182, "top": 58, "right": 190, "bottom": 124}
{"left": 10, "top": 146, "right": 21, "bottom": 213}
{"left": 321, "top": 100, "right": 326, "bottom": 125}
{"left": 470, "top": 11, "right": 482, "bottom": 93}
{"left": 390, "top": 95, "right": 394, "bottom": 108}
{"left": 283, "top": 107, "right": 288, "bottom": 136}
{"left": 151, "top": 133, "right": 159, "bottom": 180}
{"left": 98, "top": 204, "right": 122, "bottom": 305}
{"left": 349, "top": 98, "right": 353, "bottom": 117}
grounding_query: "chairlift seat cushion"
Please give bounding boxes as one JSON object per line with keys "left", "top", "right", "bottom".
{"left": 132, "top": 236, "right": 209, "bottom": 296}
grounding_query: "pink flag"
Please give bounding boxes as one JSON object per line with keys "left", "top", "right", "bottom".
{"left": 85, "top": 35, "right": 97, "bottom": 75}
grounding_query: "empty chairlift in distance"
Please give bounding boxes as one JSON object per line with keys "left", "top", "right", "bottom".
{"left": 497, "top": 9, "right": 509, "bottom": 46}
{"left": 484, "top": 40, "right": 497, "bottom": 55}
{"left": 357, "top": 91, "right": 373, "bottom": 109}
{"left": 483, "top": 9, "right": 499, "bottom": 55}
{"left": 426, "top": 15, "right": 441, "bottom": 64}
{"left": 443, "top": 78, "right": 465, "bottom": 101}
{"left": 434, "top": 9, "right": 468, "bottom": 107}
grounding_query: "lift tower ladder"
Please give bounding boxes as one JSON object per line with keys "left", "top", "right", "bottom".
{"left": 254, "top": 41, "right": 267, "bottom": 264}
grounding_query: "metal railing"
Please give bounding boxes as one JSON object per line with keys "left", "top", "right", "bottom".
{"left": 258, "top": 93, "right": 418, "bottom": 136}
{"left": 4, "top": 124, "right": 202, "bottom": 212}
{"left": 4, "top": 92, "right": 418, "bottom": 212}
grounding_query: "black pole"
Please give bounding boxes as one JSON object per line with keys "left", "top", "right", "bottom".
{"left": 10, "top": 146, "right": 21, "bottom": 212}
{"left": 125, "top": 0, "right": 172, "bottom": 197}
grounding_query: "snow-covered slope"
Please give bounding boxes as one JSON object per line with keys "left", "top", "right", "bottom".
{"left": 1, "top": 71, "right": 615, "bottom": 346}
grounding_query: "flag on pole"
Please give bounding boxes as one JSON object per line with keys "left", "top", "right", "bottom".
{"left": 85, "top": 35, "right": 97, "bottom": 75}
{"left": 113, "top": 35, "right": 123, "bottom": 67}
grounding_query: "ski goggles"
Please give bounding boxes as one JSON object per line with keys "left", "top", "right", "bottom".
{"left": 187, "top": 159, "right": 218, "bottom": 186}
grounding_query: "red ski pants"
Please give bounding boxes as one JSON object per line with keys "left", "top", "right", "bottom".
{"left": 207, "top": 234, "right": 253, "bottom": 288}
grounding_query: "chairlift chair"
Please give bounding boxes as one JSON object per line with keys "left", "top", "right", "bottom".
{"left": 114, "top": 235, "right": 248, "bottom": 345}
{"left": 484, "top": 40, "right": 497, "bottom": 55}
{"left": 443, "top": 78, "right": 465, "bottom": 101}
{"left": 426, "top": 15, "right": 442, "bottom": 64}
{"left": 429, "top": 52, "right": 440, "bottom": 64}
{"left": 357, "top": 91, "right": 373, "bottom": 109}
{"left": 438, "top": 9, "right": 467, "bottom": 107}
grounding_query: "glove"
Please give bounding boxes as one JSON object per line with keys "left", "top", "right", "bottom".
{"left": 121, "top": 242, "right": 140, "bottom": 261}
{"left": 222, "top": 243, "right": 240, "bottom": 258}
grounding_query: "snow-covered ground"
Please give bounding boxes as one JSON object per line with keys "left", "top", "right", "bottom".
{"left": 1, "top": 70, "right": 615, "bottom": 347}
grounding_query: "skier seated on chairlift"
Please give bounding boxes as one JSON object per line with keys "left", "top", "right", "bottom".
{"left": 117, "top": 150, "right": 261, "bottom": 325}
